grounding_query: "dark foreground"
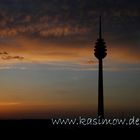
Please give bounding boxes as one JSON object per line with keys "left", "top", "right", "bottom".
{"left": 0, "top": 120, "right": 139, "bottom": 138}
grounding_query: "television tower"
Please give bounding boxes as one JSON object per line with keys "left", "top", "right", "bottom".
{"left": 94, "top": 16, "right": 107, "bottom": 118}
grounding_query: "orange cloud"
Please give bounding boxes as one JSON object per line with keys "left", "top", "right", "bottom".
{"left": 0, "top": 37, "right": 139, "bottom": 70}
{"left": 108, "top": 46, "right": 140, "bottom": 64}
{"left": 0, "top": 37, "right": 92, "bottom": 65}
{"left": 0, "top": 102, "right": 21, "bottom": 106}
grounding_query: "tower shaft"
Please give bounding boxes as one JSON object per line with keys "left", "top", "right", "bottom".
{"left": 98, "top": 59, "right": 104, "bottom": 118}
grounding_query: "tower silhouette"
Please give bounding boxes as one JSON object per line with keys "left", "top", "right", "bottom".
{"left": 94, "top": 16, "right": 107, "bottom": 118}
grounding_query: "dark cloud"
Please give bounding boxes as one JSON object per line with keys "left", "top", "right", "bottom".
{"left": 0, "top": 51, "right": 24, "bottom": 60}
{"left": 1, "top": 55, "right": 24, "bottom": 60}
{"left": 0, "top": 51, "right": 8, "bottom": 55}
{"left": 0, "top": 0, "right": 139, "bottom": 46}
{"left": 87, "top": 60, "right": 95, "bottom": 65}
{"left": 1, "top": 56, "right": 24, "bottom": 60}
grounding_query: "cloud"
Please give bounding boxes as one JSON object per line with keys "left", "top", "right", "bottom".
{"left": 86, "top": 60, "right": 95, "bottom": 65}
{"left": 0, "top": 102, "right": 21, "bottom": 106}
{"left": 0, "top": 0, "right": 139, "bottom": 70}
{"left": 1, "top": 55, "right": 24, "bottom": 60}
{"left": 108, "top": 45, "right": 140, "bottom": 64}
{"left": 0, "top": 0, "right": 139, "bottom": 41}
{"left": 0, "top": 51, "right": 8, "bottom": 55}
{"left": 0, "top": 37, "right": 139, "bottom": 72}
{"left": 0, "top": 51, "right": 24, "bottom": 61}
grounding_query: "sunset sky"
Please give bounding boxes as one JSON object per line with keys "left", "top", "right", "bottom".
{"left": 0, "top": 0, "right": 140, "bottom": 119}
